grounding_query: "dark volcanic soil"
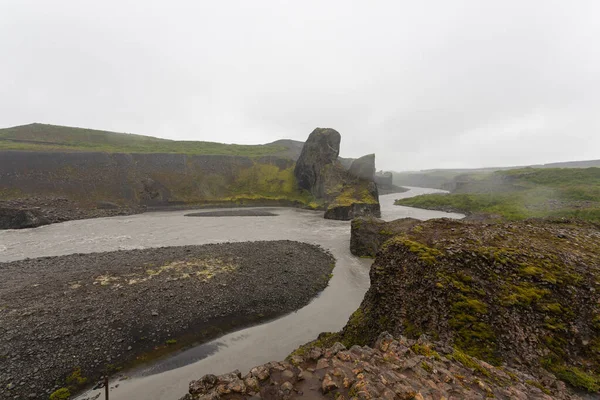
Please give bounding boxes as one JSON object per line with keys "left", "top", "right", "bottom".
{"left": 0, "top": 241, "right": 335, "bottom": 400}
{"left": 185, "top": 209, "right": 279, "bottom": 217}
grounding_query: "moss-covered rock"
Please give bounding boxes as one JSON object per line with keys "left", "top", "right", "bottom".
{"left": 339, "top": 218, "right": 600, "bottom": 392}
{"left": 350, "top": 217, "right": 420, "bottom": 257}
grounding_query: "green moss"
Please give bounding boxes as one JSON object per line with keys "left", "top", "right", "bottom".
{"left": 449, "top": 348, "right": 491, "bottom": 377}
{"left": 49, "top": 388, "right": 71, "bottom": 400}
{"left": 403, "top": 319, "right": 423, "bottom": 338}
{"left": 525, "top": 380, "right": 551, "bottom": 395}
{"left": 166, "top": 339, "right": 177, "bottom": 345}
{"left": 501, "top": 283, "right": 550, "bottom": 307}
{"left": 65, "top": 367, "right": 87, "bottom": 387}
{"left": 288, "top": 332, "right": 341, "bottom": 359}
{"left": 421, "top": 361, "right": 433, "bottom": 373}
{"left": 339, "top": 308, "right": 373, "bottom": 347}
{"left": 411, "top": 343, "right": 441, "bottom": 360}
{"left": 383, "top": 235, "right": 442, "bottom": 265}
{"left": 549, "top": 364, "right": 600, "bottom": 392}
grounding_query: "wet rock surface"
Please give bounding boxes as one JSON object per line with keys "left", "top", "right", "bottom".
{"left": 0, "top": 241, "right": 334, "bottom": 400}
{"left": 323, "top": 202, "right": 381, "bottom": 221}
{"left": 0, "top": 197, "right": 140, "bottom": 230}
{"left": 348, "top": 154, "right": 376, "bottom": 181}
{"left": 180, "top": 332, "right": 580, "bottom": 399}
{"left": 350, "top": 217, "right": 420, "bottom": 257}
{"left": 294, "top": 128, "right": 341, "bottom": 198}
{"left": 342, "top": 218, "right": 600, "bottom": 393}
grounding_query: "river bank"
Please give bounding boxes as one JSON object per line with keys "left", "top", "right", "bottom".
{"left": 0, "top": 241, "right": 334, "bottom": 399}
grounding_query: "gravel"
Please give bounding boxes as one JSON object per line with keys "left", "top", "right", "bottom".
{"left": 0, "top": 240, "right": 334, "bottom": 400}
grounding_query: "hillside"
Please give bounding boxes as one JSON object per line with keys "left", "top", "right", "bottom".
{"left": 0, "top": 123, "right": 291, "bottom": 157}
{"left": 395, "top": 167, "right": 600, "bottom": 222}
{"left": 392, "top": 160, "right": 600, "bottom": 190}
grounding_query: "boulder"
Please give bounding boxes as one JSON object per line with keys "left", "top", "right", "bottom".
{"left": 0, "top": 207, "right": 49, "bottom": 230}
{"left": 324, "top": 203, "right": 381, "bottom": 221}
{"left": 294, "top": 128, "right": 341, "bottom": 197}
{"left": 349, "top": 154, "right": 376, "bottom": 181}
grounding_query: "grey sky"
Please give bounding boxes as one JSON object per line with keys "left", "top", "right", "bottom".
{"left": 1, "top": 1, "right": 598, "bottom": 170}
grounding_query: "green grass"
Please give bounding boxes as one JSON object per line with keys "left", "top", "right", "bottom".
{"left": 0, "top": 123, "right": 287, "bottom": 157}
{"left": 395, "top": 168, "right": 600, "bottom": 222}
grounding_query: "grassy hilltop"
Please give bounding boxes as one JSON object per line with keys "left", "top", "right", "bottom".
{"left": 396, "top": 167, "right": 600, "bottom": 222}
{"left": 0, "top": 123, "right": 287, "bottom": 157}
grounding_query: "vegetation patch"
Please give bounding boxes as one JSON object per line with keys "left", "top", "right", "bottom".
{"left": 395, "top": 167, "right": 600, "bottom": 223}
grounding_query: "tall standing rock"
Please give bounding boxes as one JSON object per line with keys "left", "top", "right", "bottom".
{"left": 349, "top": 154, "right": 376, "bottom": 181}
{"left": 294, "top": 128, "right": 341, "bottom": 197}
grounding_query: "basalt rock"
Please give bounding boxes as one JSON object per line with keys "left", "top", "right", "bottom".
{"left": 0, "top": 207, "right": 49, "bottom": 229}
{"left": 181, "top": 332, "right": 579, "bottom": 399}
{"left": 293, "top": 128, "right": 341, "bottom": 198}
{"left": 349, "top": 154, "right": 376, "bottom": 181}
{"left": 340, "top": 218, "right": 600, "bottom": 393}
{"left": 293, "top": 128, "right": 381, "bottom": 220}
{"left": 350, "top": 217, "right": 420, "bottom": 257}
{"left": 324, "top": 181, "right": 380, "bottom": 221}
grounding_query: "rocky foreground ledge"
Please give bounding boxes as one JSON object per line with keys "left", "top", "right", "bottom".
{"left": 0, "top": 241, "right": 334, "bottom": 400}
{"left": 180, "top": 332, "right": 576, "bottom": 400}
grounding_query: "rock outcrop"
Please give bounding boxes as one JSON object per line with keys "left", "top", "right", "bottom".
{"left": 349, "top": 154, "right": 376, "bottom": 181}
{"left": 180, "top": 332, "right": 577, "bottom": 399}
{"left": 0, "top": 207, "right": 49, "bottom": 229}
{"left": 350, "top": 217, "right": 420, "bottom": 257}
{"left": 293, "top": 128, "right": 341, "bottom": 198}
{"left": 323, "top": 179, "right": 380, "bottom": 221}
{"left": 293, "top": 128, "right": 381, "bottom": 221}
{"left": 340, "top": 218, "right": 600, "bottom": 393}
{"left": 375, "top": 171, "right": 393, "bottom": 187}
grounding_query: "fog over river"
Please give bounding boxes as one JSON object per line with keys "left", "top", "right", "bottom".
{"left": 0, "top": 188, "right": 463, "bottom": 400}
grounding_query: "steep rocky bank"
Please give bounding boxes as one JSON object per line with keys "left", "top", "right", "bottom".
{"left": 0, "top": 241, "right": 334, "bottom": 400}
{"left": 179, "top": 332, "right": 578, "bottom": 399}
{"left": 343, "top": 218, "right": 600, "bottom": 393}
{"left": 350, "top": 217, "right": 420, "bottom": 257}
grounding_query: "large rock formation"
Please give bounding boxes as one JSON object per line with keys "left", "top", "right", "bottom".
{"left": 180, "top": 332, "right": 578, "bottom": 399}
{"left": 340, "top": 218, "right": 600, "bottom": 393}
{"left": 323, "top": 154, "right": 381, "bottom": 221}
{"left": 293, "top": 128, "right": 341, "bottom": 198}
{"left": 293, "top": 128, "right": 381, "bottom": 221}
{"left": 349, "top": 154, "right": 376, "bottom": 181}
{"left": 323, "top": 180, "right": 380, "bottom": 221}
{"left": 350, "top": 217, "right": 420, "bottom": 257}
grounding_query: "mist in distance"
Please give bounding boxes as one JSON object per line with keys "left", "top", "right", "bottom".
{"left": 1, "top": 0, "right": 598, "bottom": 170}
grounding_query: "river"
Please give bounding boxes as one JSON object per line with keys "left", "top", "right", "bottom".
{"left": 0, "top": 187, "right": 463, "bottom": 400}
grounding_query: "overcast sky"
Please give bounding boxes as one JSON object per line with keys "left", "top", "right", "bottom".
{"left": 1, "top": 1, "right": 598, "bottom": 170}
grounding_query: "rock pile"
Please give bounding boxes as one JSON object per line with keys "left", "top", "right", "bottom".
{"left": 180, "top": 332, "right": 577, "bottom": 399}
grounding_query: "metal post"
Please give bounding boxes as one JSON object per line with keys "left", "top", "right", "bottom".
{"left": 104, "top": 376, "right": 109, "bottom": 400}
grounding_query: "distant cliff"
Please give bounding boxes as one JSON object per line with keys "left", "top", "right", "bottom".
{"left": 0, "top": 151, "right": 306, "bottom": 208}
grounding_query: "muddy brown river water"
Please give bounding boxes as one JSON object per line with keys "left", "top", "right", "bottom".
{"left": 0, "top": 188, "right": 463, "bottom": 400}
